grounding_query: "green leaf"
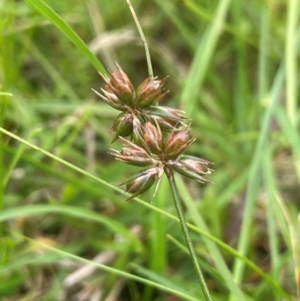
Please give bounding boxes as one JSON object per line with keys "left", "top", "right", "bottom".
{"left": 0, "top": 204, "right": 142, "bottom": 251}
{"left": 24, "top": 0, "right": 106, "bottom": 73}
{"left": 180, "top": 0, "right": 232, "bottom": 117}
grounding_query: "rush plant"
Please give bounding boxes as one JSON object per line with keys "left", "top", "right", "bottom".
{"left": 90, "top": 3, "right": 215, "bottom": 300}
{"left": 93, "top": 63, "right": 214, "bottom": 300}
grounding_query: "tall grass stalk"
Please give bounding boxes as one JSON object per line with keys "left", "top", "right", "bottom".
{"left": 165, "top": 167, "right": 212, "bottom": 301}
{"left": 126, "top": 0, "right": 153, "bottom": 79}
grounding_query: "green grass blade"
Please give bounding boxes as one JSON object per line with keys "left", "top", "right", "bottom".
{"left": 20, "top": 37, "right": 80, "bottom": 101}
{"left": 276, "top": 108, "right": 300, "bottom": 160}
{"left": 258, "top": 3, "right": 270, "bottom": 103}
{"left": 275, "top": 194, "right": 300, "bottom": 298}
{"left": 275, "top": 107, "right": 300, "bottom": 179}
{"left": 0, "top": 127, "right": 292, "bottom": 300}
{"left": 231, "top": 0, "right": 251, "bottom": 153}
{"left": 285, "top": 0, "right": 298, "bottom": 126}
{"left": 3, "top": 128, "right": 41, "bottom": 189}
{"left": 230, "top": 63, "right": 285, "bottom": 291}
{"left": 264, "top": 147, "right": 280, "bottom": 300}
{"left": 132, "top": 262, "right": 202, "bottom": 300}
{"left": 180, "top": 0, "right": 231, "bottom": 117}
{"left": 0, "top": 126, "right": 119, "bottom": 194}
{"left": 24, "top": 0, "right": 106, "bottom": 73}
{"left": 0, "top": 92, "right": 11, "bottom": 237}
{"left": 176, "top": 176, "right": 246, "bottom": 301}
{"left": 143, "top": 177, "right": 167, "bottom": 301}
{"left": 0, "top": 204, "right": 141, "bottom": 250}
{"left": 154, "top": 0, "right": 195, "bottom": 52}
{"left": 2, "top": 234, "right": 200, "bottom": 301}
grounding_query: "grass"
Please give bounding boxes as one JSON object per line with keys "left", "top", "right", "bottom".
{"left": 1, "top": 0, "right": 299, "bottom": 300}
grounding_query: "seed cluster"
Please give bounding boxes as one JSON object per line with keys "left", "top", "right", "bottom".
{"left": 93, "top": 63, "right": 213, "bottom": 200}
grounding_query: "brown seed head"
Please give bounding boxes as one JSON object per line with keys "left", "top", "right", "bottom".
{"left": 120, "top": 167, "right": 159, "bottom": 201}
{"left": 111, "top": 113, "right": 133, "bottom": 142}
{"left": 110, "top": 149, "right": 155, "bottom": 167}
{"left": 144, "top": 106, "right": 186, "bottom": 131}
{"left": 92, "top": 88, "right": 128, "bottom": 111}
{"left": 135, "top": 77, "right": 168, "bottom": 108}
{"left": 176, "top": 155, "right": 212, "bottom": 174}
{"left": 164, "top": 128, "right": 196, "bottom": 159}
{"left": 169, "top": 157, "right": 212, "bottom": 183}
{"left": 142, "top": 121, "right": 163, "bottom": 154}
{"left": 131, "top": 117, "right": 144, "bottom": 145}
{"left": 106, "top": 63, "right": 135, "bottom": 106}
{"left": 110, "top": 137, "right": 156, "bottom": 167}
{"left": 168, "top": 154, "right": 212, "bottom": 182}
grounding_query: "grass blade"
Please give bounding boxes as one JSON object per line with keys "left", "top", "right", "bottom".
{"left": 24, "top": 0, "right": 106, "bottom": 73}
{"left": 0, "top": 204, "right": 141, "bottom": 250}
{"left": 230, "top": 63, "right": 285, "bottom": 292}
{"left": 180, "top": 0, "right": 231, "bottom": 117}
{"left": 0, "top": 127, "right": 292, "bottom": 300}
{"left": 285, "top": 0, "right": 298, "bottom": 126}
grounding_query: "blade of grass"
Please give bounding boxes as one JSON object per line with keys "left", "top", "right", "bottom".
{"left": 176, "top": 176, "right": 246, "bottom": 301}
{"left": 0, "top": 205, "right": 141, "bottom": 250}
{"left": 3, "top": 127, "right": 41, "bottom": 189}
{"left": 258, "top": 3, "right": 270, "bottom": 105}
{"left": 20, "top": 37, "right": 80, "bottom": 101}
{"left": 258, "top": 6, "right": 280, "bottom": 300}
{"left": 180, "top": 0, "right": 231, "bottom": 117}
{"left": 217, "top": 168, "right": 248, "bottom": 208}
{"left": 182, "top": 0, "right": 258, "bottom": 50}
{"left": 276, "top": 194, "right": 300, "bottom": 298}
{"left": 0, "top": 126, "right": 119, "bottom": 193}
{"left": 56, "top": 104, "right": 93, "bottom": 158}
{"left": 0, "top": 126, "right": 292, "bottom": 300}
{"left": 131, "top": 262, "right": 205, "bottom": 300}
{"left": 24, "top": 0, "right": 106, "bottom": 73}
{"left": 285, "top": 0, "right": 298, "bottom": 126}
{"left": 154, "top": 0, "right": 195, "bottom": 52}
{"left": 0, "top": 92, "right": 11, "bottom": 238}
{"left": 230, "top": 63, "right": 285, "bottom": 298}
{"left": 3, "top": 144, "right": 117, "bottom": 202}
{"left": 263, "top": 146, "right": 280, "bottom": 301}
{"left": 166, "top": 235, "right": 254, "bottom": 301}
{"left": 126, "top": 0, "right": 153, "bottom": 79}
{"left": 232, "top": 0, "right": 251, "bottom": 154}
{"left": 143, "top": 177, "right": 167, "bottom": 301}
{"left": 275, "top": 107, "right": 300, "bottom": 181}
{"left": 2, "top": 233, "right": 201, "bottom": 301}
{"left": 165, "top": 167, "right": 212, "bottom": 301}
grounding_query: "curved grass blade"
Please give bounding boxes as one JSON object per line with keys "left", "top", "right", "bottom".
{"left": 0, "top": 204, "right": 141, "bottom": 251}
{"left": 230, "top": 64, "right": 285, "bottom": 293}
{"left": 176, "top": 176, "right": 246, "bottom": 301}
{"left": 1, "top": 233, "right": 200, "bottom": 301}
{"left": 0, "top": 127, "right": 292, "bottom": 300}
{"left": 180, "top": 0, "right": 231, "bottom": 117}
{"left": 24, "top": 0, "right": 106, "bottom": 73}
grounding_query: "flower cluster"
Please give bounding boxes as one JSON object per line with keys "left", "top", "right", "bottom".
{"left": 92, "top": 63, "right": 185, "bottom": 142}
{"left": 93, "top": 63, "right": 212, "bottom": 200}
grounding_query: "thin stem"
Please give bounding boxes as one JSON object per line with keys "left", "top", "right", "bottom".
{"left": 126, "top": 0, "right": 154, "bottom": 79}
{"left": 164, "top": 166, "right": 212, "bottom": 301}
{"left": 0, "top": 92, "right": 10, "bottom": 237}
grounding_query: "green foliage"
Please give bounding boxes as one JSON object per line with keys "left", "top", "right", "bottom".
{"left": 0, "top": 0, "right": 299, "bottom": 300}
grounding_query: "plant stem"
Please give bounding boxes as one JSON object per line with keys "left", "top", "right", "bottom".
{"left": 126, "top": 0, "right": 154, "bottom": 80}
{"left": 165, "top": 166, "right": 212, "bottom": 301}
{"left": 0, "top": 92, "right": 10, "bottom": 237}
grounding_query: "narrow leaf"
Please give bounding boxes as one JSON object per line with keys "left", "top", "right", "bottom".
{"left": 25, "top": 0, "right": 106, "bottom": 73}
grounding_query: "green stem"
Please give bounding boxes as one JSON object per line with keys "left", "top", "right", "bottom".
{"left": 126, "top": 0, "right": 154, "bottom": 79}
{"left": 0, "top": 92, "right": 10, "bottom": 237}
{"left": 164, "top": 167, "right": 212, "bottom": 301}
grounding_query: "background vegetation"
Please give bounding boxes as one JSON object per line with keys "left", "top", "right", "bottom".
{"left": 0, "top": 0, "right": 299, "bottom": 300}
